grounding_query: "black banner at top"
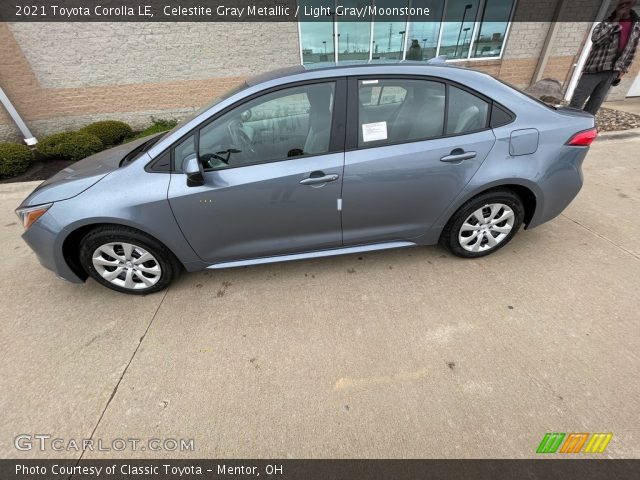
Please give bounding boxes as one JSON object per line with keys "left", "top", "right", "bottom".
{"left": 0, "top": 0, "right": 628, "bottom": 23}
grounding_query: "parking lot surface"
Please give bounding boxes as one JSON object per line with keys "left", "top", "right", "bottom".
{"left": 1, "top": 134, "right": 639, "bottom": 459}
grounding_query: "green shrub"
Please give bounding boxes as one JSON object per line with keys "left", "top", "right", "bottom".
{"left": 130, "top": 118, "right": 178, "bottom": 140}
{"left": 79, "top": 120, "right": 133, "bottom": 146}
{"left": 0, "top": 142, "right": 32, "bottom": 178}
{"left": 37, "top": 132, "right": 103, "bottom": 161}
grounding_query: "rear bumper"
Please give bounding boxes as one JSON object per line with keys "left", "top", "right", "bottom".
{"left": 526, "top": 146, "right": 587, "bottom": 229}
{"left": 21, "top": 211, "right": 84, "bottom": 284}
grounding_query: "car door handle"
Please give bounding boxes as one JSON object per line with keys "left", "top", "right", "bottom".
{"left": 300, "top": 173, "right": 339, "bottom": 185}
{"left": 440, "top": 150, "right": 477, "bottom": 163}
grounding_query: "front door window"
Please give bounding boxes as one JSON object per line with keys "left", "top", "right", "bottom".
{"left": 195, "top": 82, "right": 336, "bottom": 171}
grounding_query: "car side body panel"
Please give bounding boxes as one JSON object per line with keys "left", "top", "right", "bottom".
{"left": 168, "top": 152, "right": 344, "bottom": 263}
{"left": 25, "top": 156, "right": 206, "bottom": 282}
{"left": 17, "top": 63, "right": 595, "bottom": 285}
{"left": 341, "top": 130, "right": 496, "bottom": 245}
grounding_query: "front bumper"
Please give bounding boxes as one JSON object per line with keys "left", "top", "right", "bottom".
{"left": 21, "top": 211, "right": 84, "bottom": 284}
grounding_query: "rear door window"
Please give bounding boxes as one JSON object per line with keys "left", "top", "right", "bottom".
{"left": 445, "top": 86, "right": 490, "bottom": 135}
{"left": 357, "top": 79, "right": 445, "bottom": 147}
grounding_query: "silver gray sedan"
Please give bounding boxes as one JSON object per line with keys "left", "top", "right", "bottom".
{"left": 16, "top": 63, "right": 596, "bottom": 294}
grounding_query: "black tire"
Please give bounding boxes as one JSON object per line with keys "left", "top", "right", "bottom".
{"left": 79, "top": 225, "right": 180, "bottom": 294}
{"left": 440, "top": 189, "right": 524, "bottom": 258}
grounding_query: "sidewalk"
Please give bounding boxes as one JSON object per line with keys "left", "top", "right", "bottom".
{"left": 604, "top": 97, "right": 640, "bottom": 115}
{"left": 1, "top": 136, "right": 639, "bottom": 459}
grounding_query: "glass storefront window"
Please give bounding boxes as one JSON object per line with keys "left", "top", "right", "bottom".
{"left": 298, "top": 0, "right": 515, "bottom": 65}
{"left": 371, "top": 0, "right": 408, "bottom": 61}
{"left": 404, "top": 0, "right": 445, "bottom": 61}
{"left": 439, "top": 0, "right": 481, "bottom": 60}
{"left": 471, "top": 0, "right": 515, "bottom": 58}
{"left": 337, "top": 0, "right": 372, "bottom": 62}
{"left": 299, "top": 0, "right": 335, "bottom": 64}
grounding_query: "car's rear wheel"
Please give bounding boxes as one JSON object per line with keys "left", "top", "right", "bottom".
{"left": 79, "top": 226, "right": 179, "bottom": 294}
{"left": 440, "top": 190, "right": 524, "bottom": 258}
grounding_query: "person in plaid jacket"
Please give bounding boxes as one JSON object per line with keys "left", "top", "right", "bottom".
{"left": 569, "top": 0, "right": 639, "bottom": 114}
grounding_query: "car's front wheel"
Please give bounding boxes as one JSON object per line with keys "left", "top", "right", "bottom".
{"left": 440, "top": 189, "right": 524, "bottom": 258}
{"left": 79, "top": 226, "right": 180, "bottom": 294}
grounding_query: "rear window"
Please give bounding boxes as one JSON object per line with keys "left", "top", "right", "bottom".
{"left": 496, "top": 77, "right": 558, "bottom": 110}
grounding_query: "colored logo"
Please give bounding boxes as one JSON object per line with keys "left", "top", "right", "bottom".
{"left": 536, "top": 433, "right": 612, "bottom": 454}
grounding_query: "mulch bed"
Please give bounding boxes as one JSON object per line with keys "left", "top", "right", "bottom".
{"left": 0, "top": 159, "right": 75, "bottom": 184}
{"left": 595, "top": 107, "right": 640, "bottom": 132}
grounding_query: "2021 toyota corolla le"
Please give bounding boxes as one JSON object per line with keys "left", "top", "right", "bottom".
{"left": 16, "top": 63, "right": 596, "bottom": 294}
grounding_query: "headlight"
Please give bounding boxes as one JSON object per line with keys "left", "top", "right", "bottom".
{"left": 15, "top": 203, "right": 52, "bottom": 230}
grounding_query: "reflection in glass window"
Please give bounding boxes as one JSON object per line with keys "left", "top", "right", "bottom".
{"left": 471, "top": 0, "right": 515, "bottom": 58}
{"left": 446, "top": 86, "right": 489, "bottom": 135}
{"left": 404, "top": 0, "right": 445, "bottom": 61}
{"left": 299, "top": 0, "right": 335, "bottom": 64}
{"left": 337, "top": 0, "right": 372, "bottom": 62}
{"left": 198, "top": 83, "right": 336, "bottom": 170}
{"left": 174, "top": 135, "right": 195, "bottom": 171}
{"left": 297, "top": 0, "right": 515, "bottom": 64}
{"left": 440, "top": 0, "right": 480, "bottom": 60}
{"left": 371, "top": 0, "right": 408, "bottom": 61}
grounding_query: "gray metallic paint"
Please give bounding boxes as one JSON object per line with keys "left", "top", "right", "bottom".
{"left": 26, "top": 136, "right": 154, "bottom": 206}
{"left": 17, "top": 63, "right": 594, "bottom": 284}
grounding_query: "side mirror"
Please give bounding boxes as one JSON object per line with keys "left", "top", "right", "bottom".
{"left": 183, "top": 153, "right": 204, "bottom": 187}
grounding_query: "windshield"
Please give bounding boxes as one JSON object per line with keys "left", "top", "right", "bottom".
{"left": 157, "top": 80, "right": 249, "bottom": 141}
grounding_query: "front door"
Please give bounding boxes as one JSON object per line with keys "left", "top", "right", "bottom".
{"left": 342, "top": 77, "right": 496, "bottom": 245}
{"left": 168, "top": 80, "right": 345, "bottom": 263}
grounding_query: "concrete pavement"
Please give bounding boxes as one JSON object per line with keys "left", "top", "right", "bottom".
{"left": 605, "top": 97, "right": 640, "bottom": 116}
{"left": 1, "top": 135, "right": 639, "bottom": 459}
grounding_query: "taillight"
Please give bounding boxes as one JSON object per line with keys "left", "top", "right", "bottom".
{"left": 566, "top": 128, "right": 598, "bottom": 146}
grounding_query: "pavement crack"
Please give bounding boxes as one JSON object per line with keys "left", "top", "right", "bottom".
{"left": 560, "top": 213, "right": 640, "bottom": 261}
{"left": 69, "top": 288, "right": 169, "bottom": 477}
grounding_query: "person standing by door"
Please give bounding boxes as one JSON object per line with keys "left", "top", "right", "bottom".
{"left": 569, "top": 0, "right": 640, "bottom": 114}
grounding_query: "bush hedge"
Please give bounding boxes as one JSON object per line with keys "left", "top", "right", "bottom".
{"left": 0, "top": 143, "right": 33, "bottom": 178}
{"left": 79, "top": 120, "right": 133, "bottom": 146}
{"left": 37, "top": 132, "right": 103, "bottom": 161}
{"left": 131, "top": 118, "right": 178, "bottom": 140}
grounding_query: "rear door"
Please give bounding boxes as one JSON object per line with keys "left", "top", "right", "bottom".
{"left": 342, "top": 77, "right": 496, "bottom": 245}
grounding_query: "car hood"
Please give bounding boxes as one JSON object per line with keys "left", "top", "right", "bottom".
{"left": 18, "top": 135, "right": 156, "bottom": 207}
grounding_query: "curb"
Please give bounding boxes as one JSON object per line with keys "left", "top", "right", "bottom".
{"left": 595, "top": 127, "right": 640, "bottom": 141}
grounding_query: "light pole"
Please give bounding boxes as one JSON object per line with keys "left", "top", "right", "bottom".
{"left": 454, "top": 4, "right": 472, "bottom": 58}
{"left": 399, "top": 30, "right": 406, "bottom": 56}
{"left": 462, "top": 27, "right": 470, "bottom": 55}
{"left": 322, "top": 40, "right": 327, "bottom": 55}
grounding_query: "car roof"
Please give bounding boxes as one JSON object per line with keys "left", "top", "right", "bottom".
{"left": 245, "top": 61, "right": 456, "bottom": 86}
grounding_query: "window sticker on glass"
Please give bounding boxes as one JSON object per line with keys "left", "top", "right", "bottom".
{"left": 362, "top": 80, "right": 379, "bottom": 85}
{"left": 362, "top": 121, "right": 388, "bottom": 142}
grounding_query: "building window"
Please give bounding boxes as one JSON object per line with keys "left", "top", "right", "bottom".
{"left": 298, "top": 0, "right": 515, "bottom": 64}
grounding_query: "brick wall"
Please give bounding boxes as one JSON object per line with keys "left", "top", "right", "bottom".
{"left": 0, "top": 22, "right": 299, "bottom": 142}
{"left": 1, "top": 0, "right": 636, "bottom": 143}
